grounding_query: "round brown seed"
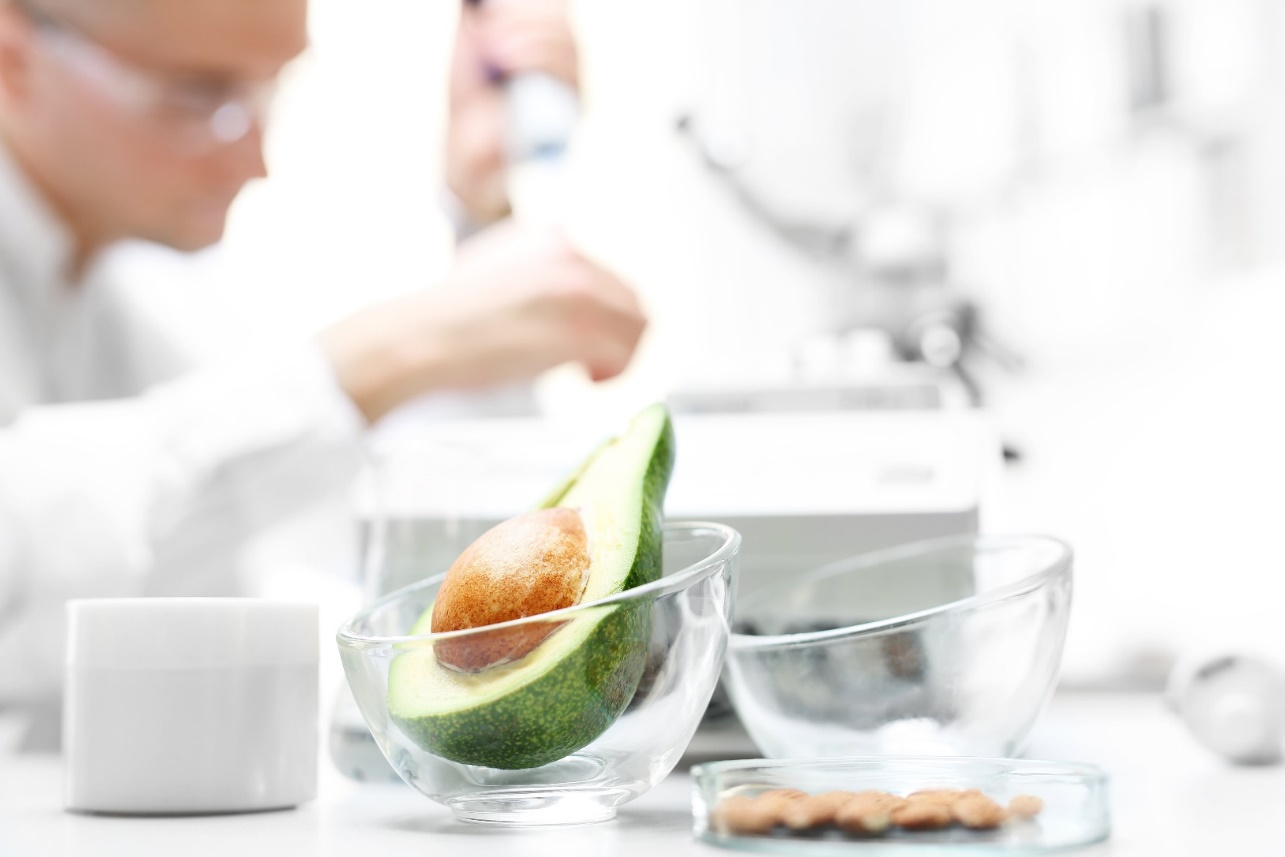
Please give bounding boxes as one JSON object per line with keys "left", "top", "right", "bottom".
{"left": 1008, "top": 794, "right": 1045, "bottom": 819}
{"left": 713, "top": 795, "right": 779, "bottom": 835}
{"left": 758, "top": 788, "right": 808, "bottom": 802}
{"left": 952, "top": 793, "right": 1009, "bottom": 830}
{"left": 835, "top": 792, "right": 902, "bottom": 835}
{"left": 892, "top": 800, "right": 954, "bottom": 830}
{"left": 781, "top": 791, "right": 859, "bottom": 829}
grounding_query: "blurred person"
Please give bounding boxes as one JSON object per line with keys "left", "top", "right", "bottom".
{"left": 0, "top": 0, "right": 645, "bottom": 735}
{"left": 444, "top": 0, "right": 578, "bottom": 234}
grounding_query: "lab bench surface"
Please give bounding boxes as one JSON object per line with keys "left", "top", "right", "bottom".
{"left": 2, "top": 693, "right": 1282, "bottom": 857}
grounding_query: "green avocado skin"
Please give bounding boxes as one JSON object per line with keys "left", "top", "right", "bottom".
{"left": 390, "top": 408, "right": 674, "bottom": 770}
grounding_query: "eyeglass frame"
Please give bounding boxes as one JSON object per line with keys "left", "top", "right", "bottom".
{"left": 6, "top": 0, "right": 282, "bottom": 156}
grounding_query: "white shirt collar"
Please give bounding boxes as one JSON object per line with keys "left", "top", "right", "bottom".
{"left": 0, "top": 139, "right": 76, "bottom": 294}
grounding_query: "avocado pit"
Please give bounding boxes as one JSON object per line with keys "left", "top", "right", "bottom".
{"left": 431, "top": 507, "right": 591, "bottom": 672}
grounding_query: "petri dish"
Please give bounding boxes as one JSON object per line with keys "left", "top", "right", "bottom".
{"left": 691, "top": 756, "right": 1109, "bottom": 854}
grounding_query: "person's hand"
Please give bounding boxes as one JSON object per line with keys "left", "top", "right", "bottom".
{"left": 445, "top": 0, "right": 578, "bottom": 227}
{"left": 319, "top": 223, "right": 645, "bottom": 423}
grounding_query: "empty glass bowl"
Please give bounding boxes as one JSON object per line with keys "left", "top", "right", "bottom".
{"left": 337, "top": 522, "right": 740, "bottom": 825}
{"left": 724, "top": 535, "right": 1072, "bottom": 758}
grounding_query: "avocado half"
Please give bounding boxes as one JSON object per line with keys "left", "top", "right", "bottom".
{"left": 386, "top": 404, "right": 675, "bottom": 769}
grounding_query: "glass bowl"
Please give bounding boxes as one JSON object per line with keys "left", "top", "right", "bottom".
{"left": 724, "top": 535, "right": 1072, "bottom": 758}
{"left": 691, "top": 756, "right": 1110, "bottom": 853}
{"left": 337, "top": 522, "right": 740, "bottom": 826}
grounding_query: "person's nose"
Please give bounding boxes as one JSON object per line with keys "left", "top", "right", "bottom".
{"left": 243, "top": 121, "right": 269, "bottom": 180}
{"left": 218, "top": 120, "right": 269, "bottom": 184}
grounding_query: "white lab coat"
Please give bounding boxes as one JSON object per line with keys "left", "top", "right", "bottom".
{"left": 0, "top": 145, "right": 364, "bottom": 715}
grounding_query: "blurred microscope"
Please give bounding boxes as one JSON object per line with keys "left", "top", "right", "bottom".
{"left": 670, "top": 0, "right": 1027, "bottom": 421}
{"left": 665, "top": 0, "right": 1271, "bottom": 429}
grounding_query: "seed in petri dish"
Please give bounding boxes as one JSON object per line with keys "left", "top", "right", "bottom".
{"left": 1008, "top": 794, "right": 1045, "bottom": 819}
{"left": 952, "top": 793, "right": 1009, "bottom": 830}
{"left": 835, "top": 791, "right": 902, "bottom": 834}
{"left": 781, "top": 791, "right": 859, "bottom": 829}
{"left": 891, "top": 800, "right": 954, "bottom": 830}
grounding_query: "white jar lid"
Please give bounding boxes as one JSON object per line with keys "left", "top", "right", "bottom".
{"left": 66, "top": 598, "right": 318, "bottom": 669}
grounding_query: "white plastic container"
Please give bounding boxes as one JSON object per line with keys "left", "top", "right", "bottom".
{"left": 63, "top": 598, "right": 318, "bottom": 815}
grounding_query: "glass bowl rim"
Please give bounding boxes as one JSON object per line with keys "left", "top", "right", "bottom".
{"left": 337, "top": 520, "right": 741, "bottom": 650}
{"left": 691, "top": 754, "right": 1107, "bottom": 784}
{"left": 728, "top": 533, "right": 1072, "bottom": 652}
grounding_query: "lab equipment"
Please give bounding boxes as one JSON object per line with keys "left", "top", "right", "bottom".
{"left": 337, "top": 523, "right": 737, "bottom": 825}
{"left": 337, "top": 410, "right": 988, "bottom": 764}
{"left": 678, "top": 0, "right": 1027, "bottom": 406}
{"left": 503, "top": 71, "right": 577, "bottom": 224}
{"left": 63, "top": 599, "right": 318, "bottom": 814}
{"left": 485, "top": 0, "right": 580, "bottom": 224}
{"left": 723, "top": 535, "right": 1072, "bottom": 758}
{"left": 1167, "top": 652, "right": 1285, "bottom": 765}
{"left": 357, "top": 411, "right": 987, "bottom": 602}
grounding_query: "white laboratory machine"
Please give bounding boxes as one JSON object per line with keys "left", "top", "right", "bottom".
{"left": 345, "top": 409, "right": 993, "bottom": 762}
{"left": 358, "top": 410, "right": 991, "bottom": 602}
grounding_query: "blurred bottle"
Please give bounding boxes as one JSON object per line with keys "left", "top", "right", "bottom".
{"left": 504, "top": 72, "right": 577, "bottom": 224}
{"left": 1167, "top": 652, "right": 1285, "bottom": 765}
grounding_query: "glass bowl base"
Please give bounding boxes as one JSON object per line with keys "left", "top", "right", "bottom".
{"left": 446, "top": 789, "right": 628, "bottom": 826}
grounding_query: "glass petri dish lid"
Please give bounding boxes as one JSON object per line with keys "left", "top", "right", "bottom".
{"left": 692, "top": 756, "right": 1109, "bottom": 854}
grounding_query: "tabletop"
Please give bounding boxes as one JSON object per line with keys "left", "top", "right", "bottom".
{"left": 2, "top": 693, "right": 1282, "bottom": 857}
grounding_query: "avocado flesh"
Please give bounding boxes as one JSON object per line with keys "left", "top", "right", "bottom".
{"left": 386, "top": 404, "right": 674, "bottom": 769}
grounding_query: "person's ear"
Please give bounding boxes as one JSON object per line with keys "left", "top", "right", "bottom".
{"left": 0, "top": 6, "right": 35, "bottom": 108}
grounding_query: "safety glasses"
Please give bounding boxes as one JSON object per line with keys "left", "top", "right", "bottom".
{"left": 12, "top": 0, "right": 279, "bottom": 157}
